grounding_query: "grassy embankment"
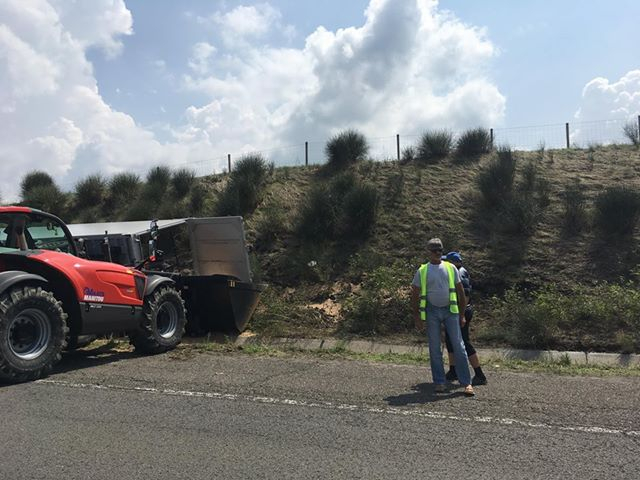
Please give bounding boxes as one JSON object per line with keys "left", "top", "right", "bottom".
{"left": 12, "top": 131, "right": 640, "bottom": 353}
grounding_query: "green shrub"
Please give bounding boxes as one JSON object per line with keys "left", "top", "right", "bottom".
{"left": 20, "top": 171, "right": 55, "bottom": 200}
{"left": 500, "top": 195, "right": 538, "bottom": 235}
{"left": 22, "top": 184, "right": 68, "bottom": 219}
{"left": 484, "top": 282, "right": 640, "bottom": 351}
{"left": 188, "top": 182, "right": 207, "bottom": 215}
{"left": 215, "top": 154, "right": 270, "bottom": 216}
{"left": 593, "top": 186, "right": 640, "bottom": 235}
{"left": 455, "top": 127, "right": 492, "bottom": 158}
{"left": 75, "top": 174, "right": 106, "bottom": 206}
{"left": 384, "top": 171, "right": 404, "bottom": 206}
{"left": 622, "top": 121, "right": 639, "bottom": 147}
{"left": 255, "top": 200, "right": 289, "bottom": 248}
{"left": 338, "top": 182, "right": 379, "bottom": 239}
{"left": 145, "top": 166, "right": 172, "bottom": 203}
{"left": 341, "top": 265, "right": 411, "bottom": 335}
{"left": 325, "top": 129, "right": 369, "bottom": 169}
{"left": 477, "top": 146, "right": 516, "bottom": 208}
{"left": 296, "top": 173, "right": 377, "bottom": 242}
{"left": 560, "top": 180, "right": 586, "bottom": 233}
{"left": 109, "top": 173, "right": 141, "bottom": 205}
{"left": 416, "top": 130, "right": 452, "bottom": 164}
{"left": 297, "top": 183, "right": 337, "bottom": 241}
{"left": 122, "top": 198, "right": 156, "bottom": 221}
{"left": 171, "top": 168, "right": 196, "bottom": 198}
{"left": 400, "top": 146, "right": 416, "bottom": 165}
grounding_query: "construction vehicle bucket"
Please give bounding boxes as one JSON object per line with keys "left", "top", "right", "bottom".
{"left": 179, "top": 276, "right": 263, "bottom": 333}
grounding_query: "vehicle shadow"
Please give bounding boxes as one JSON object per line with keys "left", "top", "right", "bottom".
{"left": 384, "top": 382, "right": 468, "bottom": 405}
{"left": 53, "top": 341, "right": 137, "bottom": 374}
{"left": 0, "top": 341, "right": 151, "bottom": 387}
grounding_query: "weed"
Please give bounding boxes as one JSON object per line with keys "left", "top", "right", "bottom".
{"left": 325, "top": 129, "right": 369, "bottom": 169}
{"left": 22, "top": 184, "right": 68, "bottom": 219}
{"left": 255, "top": 200, "right": 289, "bottom": 248}
{"left": 296, "top": 173, "right": 377, "bottom": 242}
{"left": 477, "top": 146, "right": 516, "bottom": 208}
{"left": 171, "top": 168, "right": 196, "bottom": 198}
{"left": 340, "top": 265, "right": 412, "bottom": 335}
{"left": 416, "top": 129, "right": 453, "bottom": 164}
{"left": 593, "top": 186, "right": 640, "bottom": 235}
{"left": 216, "top": 154, "right": 270, "bottom": 216}
{"left": 109, "top": 173, "right": 141, "bottom": 206}
{"left": 560, "top": 179, "right": 587, "bottom": 234}
{"left": 384, "top": 171, "right": 404, "bottom": 206}
{"left": 400, "top": 146, "right": 416, "bottom": 165}
{"left": 455, "top": 127, "right": 492, "bottom": 159}
{"left": 75, "top": 174, "right": 106, "bottom": 207}
{"left": 20, "top": 171, "right": 56, "bottom": 200}
{"left": 622, "top": 121, "right": 639, "bottom": 147}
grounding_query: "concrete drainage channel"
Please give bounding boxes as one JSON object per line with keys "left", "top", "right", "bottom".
{"left": 184, "top": 335, "right": 640, "bottom": 368}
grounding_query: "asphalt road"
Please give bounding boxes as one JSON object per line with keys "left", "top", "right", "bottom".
{"left": 1, "top": 345, "right": 638, "bottom": 479}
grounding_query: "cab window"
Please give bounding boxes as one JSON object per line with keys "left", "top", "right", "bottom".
{"left": 27, "top": 216, "right": 74, "bottom": 253}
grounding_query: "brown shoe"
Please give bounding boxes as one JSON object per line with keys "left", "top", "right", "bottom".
{"left": 435, "top": 384, "right": 447, "bottom": 393}
{"left": 464, "top": 385, "right": 475, "bottom": 396}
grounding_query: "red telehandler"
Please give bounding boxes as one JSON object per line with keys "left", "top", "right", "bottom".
{"left": 0, "top": 206, "right": 186, "bottom": 382}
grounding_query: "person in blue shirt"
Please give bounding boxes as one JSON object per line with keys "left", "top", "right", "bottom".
{"left": 442, "top": 251, "right": 487, "bottom": 386}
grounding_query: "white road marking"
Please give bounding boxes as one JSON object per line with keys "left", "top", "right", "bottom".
{"left": 36, "top": 379, "right": 640, "bottom": 437}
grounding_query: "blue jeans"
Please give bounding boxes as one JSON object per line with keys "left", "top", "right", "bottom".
{"left": 426, "top": 305, "right": 471, "bottom": 386}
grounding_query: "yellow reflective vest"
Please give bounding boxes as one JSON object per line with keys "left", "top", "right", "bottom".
{"left": 418, "top": 261, "right": 459, "bottom": 321}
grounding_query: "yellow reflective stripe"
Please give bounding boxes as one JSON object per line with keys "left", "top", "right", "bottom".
{"left": 419, "top": 264, "right": 428, "bottom": 321}
{"left": 445, "top": 261, "right": 459, "bottom": 314}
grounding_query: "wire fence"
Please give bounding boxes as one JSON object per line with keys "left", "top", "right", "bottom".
{"left": 55, "top": 116, "right": 640, "bottom": 190}
{"left": 198, "top": 116, "right": 640, "bottom": 176}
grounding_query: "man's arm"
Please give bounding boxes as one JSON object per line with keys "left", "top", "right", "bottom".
{"left": 411, "top": 285, "right": 422, "bottom": 329}
{"left": 455, "top": 281, "right": 467, "bottom": 327}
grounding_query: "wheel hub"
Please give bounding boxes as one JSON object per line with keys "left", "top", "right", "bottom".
{"left": 156, "top": 301, "right": 178, "bottom": 339}
{"left": 8, "top": 309, "right": 51, "bottom": 360}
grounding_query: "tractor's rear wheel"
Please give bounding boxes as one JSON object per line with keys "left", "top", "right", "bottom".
{"left": 129, "top": 286, "right": 186, "bottom": 354}
{"left": 0, "top": 286, "right": 68, "bottom": 382}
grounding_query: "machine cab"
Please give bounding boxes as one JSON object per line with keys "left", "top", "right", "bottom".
{"left": 0, "top": 207, "right": 78, "bottom": 256}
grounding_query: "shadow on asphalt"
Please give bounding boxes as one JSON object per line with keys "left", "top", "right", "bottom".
{"left": 0, "top": 343, "right": 140, "bottom": 388}
{"left": 53, "top": 343, "right": 137, "bottom": 374}
{"left": 384, "top": 383, "right": 468, "bottom": 405}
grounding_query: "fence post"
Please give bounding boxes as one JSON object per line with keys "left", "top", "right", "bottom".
{"left": 305, "top": 141, "right": 308, "bottom": 166}
{"left": 227, "top": 154, "right": 231, "bottom": 173}
{"left": 490, "top": 128, "right": 494, "bottom": 150}
{"left": 637, "top": 115, "right": 640, "bottom": 138}
{"left": 565, "top": 123, "right": 570, "bottom": 149}
{"left": 396, "top": 134, "right": 400, "bottom": 162}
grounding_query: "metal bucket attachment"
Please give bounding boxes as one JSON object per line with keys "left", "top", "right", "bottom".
{"left": 178, "top": 275, "right": 264, "bottom": 334}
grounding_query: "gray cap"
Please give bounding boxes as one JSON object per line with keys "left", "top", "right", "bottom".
{"left": 427, "top": 237, "right": 444, "bottom": 250}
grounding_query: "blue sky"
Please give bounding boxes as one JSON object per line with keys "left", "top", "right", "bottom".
{"left": 1, "top": 0, "right": 640, "bottom": 201}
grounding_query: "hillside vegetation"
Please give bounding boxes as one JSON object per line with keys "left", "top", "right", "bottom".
{"left": 11, "top": 130, "right": 640, "bottom": 353}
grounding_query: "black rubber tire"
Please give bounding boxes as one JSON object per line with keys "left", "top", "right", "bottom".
{"left": 129, "top": 286, "right": 186, "bottom": 354}
{"left": 0, "top": 286, "right": 68, "bottom": 382}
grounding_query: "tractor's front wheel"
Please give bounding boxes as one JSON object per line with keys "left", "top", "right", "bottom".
{"left": 0, "top": 286, "right": 68, "bottom": 382}
{"left": 129, "top": 286, "right": 186, "bottom": 354}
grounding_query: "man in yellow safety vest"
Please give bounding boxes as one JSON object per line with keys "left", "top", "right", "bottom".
{"left": 411, "top": 237, "right": 475, "bottom": 396}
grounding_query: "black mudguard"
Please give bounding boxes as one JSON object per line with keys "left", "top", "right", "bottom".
{"left": 0, "top": 270, "right": 48, "bottom": 295}
{"left": 144, "top": 274, "right": 176, "bottom": 296}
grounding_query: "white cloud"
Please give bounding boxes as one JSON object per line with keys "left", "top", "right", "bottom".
{"left": 573, "top": 70, "right": 640, "bottom": 145}
{"left": 0, "top": 0, "right": 181, "bottom": 201}
{"left": 183, "top": 0, "right": 504, "bottom": 157}
{"left": 188, "top": 42, "right": 217, "bottom": 75}
{"left": 198, "top": 3, "right": 290, "bottom": 49}
{"left": 0, "top": 0, "right": 506, "bottom": 203}
{"left": 49, "top": 0, "right": 133, "bottom": 58}
{"left": 575, "top": 70, "right": 640, "bottom": 121}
